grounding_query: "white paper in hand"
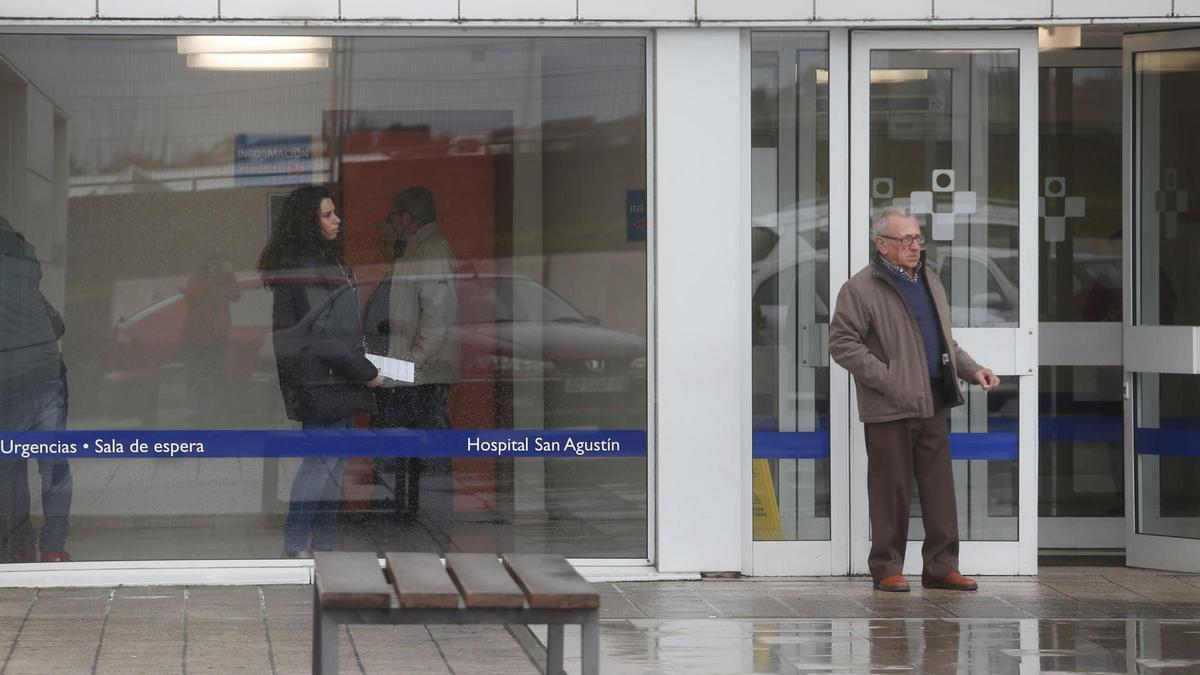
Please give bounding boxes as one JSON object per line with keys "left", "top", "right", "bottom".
{"left": 365, "top": 354, "right": 415, "bottom": 383}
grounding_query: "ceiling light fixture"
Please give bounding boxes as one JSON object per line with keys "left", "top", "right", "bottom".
{"left": 1038, "top": 26, "right": 1082, "bottom": 52}
{"left": 177, "top": 35, "right": 332, "bottom": 54}
{"left": 869, "top": 69, "right": 929, "bottom": 84}
{"left": 186, "top": 52, "right": 329, "bottom": 71}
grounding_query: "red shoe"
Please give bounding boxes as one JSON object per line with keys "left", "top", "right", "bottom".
{"left": 7, "top": 549, "right": 37, "bottom": 563}
{"left": 873, "top": 574, "right": 910, "bottom": 592}
{"left": 40, "top": 551, "right": 72, "bottom": 563}
{"left": 923, "top": 572, "right": 978, "bottom": 591}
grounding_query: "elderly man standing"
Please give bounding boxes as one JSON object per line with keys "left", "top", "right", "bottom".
{"left": 829, "top": 207, "right": 1000, "bottom": 592}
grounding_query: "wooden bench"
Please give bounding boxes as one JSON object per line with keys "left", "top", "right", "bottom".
{"left": 313, "top": 551, "right": 600, "bottom": 675}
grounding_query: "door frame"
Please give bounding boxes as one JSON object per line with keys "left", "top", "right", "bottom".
{"left": 1037, "top": 47, "right": 1126, "bottom": 551}
{"left": 746, "top": 28, "right": 851, "bottom": 576}
{"left": 847, "top": 29, "right": 1040, "bottom": 576}
{"left": 1122, "top": 28, "right": 1200, "bottom": 574}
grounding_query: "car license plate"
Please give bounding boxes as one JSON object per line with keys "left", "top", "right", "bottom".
{"left": 564, "top": 376, "right": 627, "bottom": 394}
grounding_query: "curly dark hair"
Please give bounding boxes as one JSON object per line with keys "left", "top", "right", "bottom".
{"left": 257, "top": 185, "right": 344, "bottom": 278}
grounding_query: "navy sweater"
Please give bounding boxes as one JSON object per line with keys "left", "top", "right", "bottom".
{"left": 882, "top": 263, "right": 944, "bottom": 380}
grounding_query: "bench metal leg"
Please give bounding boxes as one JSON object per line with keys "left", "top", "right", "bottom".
{"left": 312, "top": 585, "right": 339, "bottom": 675}
{"left": 580, "top": 611, "right": 600, "bottom": 675}
{"left": 546, "top": 624, "right": 564, "bottom": 675}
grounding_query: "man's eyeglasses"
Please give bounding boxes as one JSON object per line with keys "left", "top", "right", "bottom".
{"left": 878, "top": 234, "right": 926, "bottom": 248}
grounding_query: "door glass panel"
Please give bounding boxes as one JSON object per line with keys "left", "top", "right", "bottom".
{"left": 1039, "top": 366, "right": 1124, "bottom": 518}
{"left": 869, "top": 50, "right": 1020, "bottom": 327}
{"left": 907, "top": 380, "right": 1019, "bottom": 541}
{"left": 1039, "top": 66, "right": 1123, "bottom": 322}
{"left": 1135, "top": 373, "right": 1200, "bottom": 539}
{"left": 1134, "top": 51, "right": 1199, "bottom": 326}
{"left": 750, "top": 32, "right": 830, "bottom": 541}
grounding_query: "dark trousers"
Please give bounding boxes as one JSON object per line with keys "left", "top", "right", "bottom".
{"left": 863, "top": 387, "right": 959, "bottom": 584}
{"left": 370, "top": 385, "right": 452, "bottom": 516}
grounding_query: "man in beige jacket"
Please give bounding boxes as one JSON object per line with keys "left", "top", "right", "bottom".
{"left": 371, "top": 187, "right": 459, "bottom": 517}
{"left": 829, "top": 207, "right": 999, "bottom": 593}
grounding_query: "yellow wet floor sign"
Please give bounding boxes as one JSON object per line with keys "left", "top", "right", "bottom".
{"left": 752, "top": 459, "right": 783, "bottom": 540}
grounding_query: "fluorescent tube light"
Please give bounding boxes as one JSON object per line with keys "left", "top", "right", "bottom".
{"left": 177, "top": 36, "right": 332, "bottom": 54}
{"left": 187, "top": 52, "right": 329, "bottom": 71}
{"left": 870, "top": 69, "right": 929, "bottom": 84}
{"left": 1038, "top": 26, "right": 1081, "bottom": 52}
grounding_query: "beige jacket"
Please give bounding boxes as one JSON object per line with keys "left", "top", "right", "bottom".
{"left": 828, "top": 253, "right": 983, "bottom": 423}
{"left": 385, "top": 221, "right": 459, "bottom": 386}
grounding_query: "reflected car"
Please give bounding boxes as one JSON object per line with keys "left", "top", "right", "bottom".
{"left": 363, "top": 273, "right": 648, "bottom": 430}
{"left": 103, "top": 271, "right": 648, "bottom": 430}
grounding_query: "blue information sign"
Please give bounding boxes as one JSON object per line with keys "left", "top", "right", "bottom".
{"left": 0, "top": 430, "right": 647, "bottom": 460}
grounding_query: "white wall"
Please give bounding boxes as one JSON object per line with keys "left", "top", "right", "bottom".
{"left": 0, "top": 0, "right": 1187, "bottom": 22}
{"left": 655, "top": 28, "right": 744, "bottom": 573}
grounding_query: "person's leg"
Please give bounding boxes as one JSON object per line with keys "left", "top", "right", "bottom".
{"left": 284, "top": 456, "right": 323, "bottom": 553}
{"left": 296, "top": 418, "right": 352, "bottom": 552}
{"left": 914, "top": 408, "right": 961, "bottom": 584}
{"left": 32, "top": 378, "right": 71, "bottom": 556}
{"left": 310, "top": 456, "right": 348, "bottom": 551}
{"left": 1, "top": 382, "right": 50, "bottom": 560}
{"left": 864, "top": 418, "right": 915, "bottom": 583}
{"left": 0, "top": 461, "right": 35, "bottom": 560}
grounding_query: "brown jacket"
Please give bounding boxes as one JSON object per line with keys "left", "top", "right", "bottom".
{"left": 829, "top": 253, "right": 984, "bottom": 423}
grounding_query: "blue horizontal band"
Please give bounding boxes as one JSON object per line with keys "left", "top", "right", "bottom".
{"left": 1039, "top": 416, "right": 1123, "bottom": 444}
{"left": 1135, "top": 428, "right": 1200, "bottom": 458}
{"left": 0, "top": 430, "right": 647, "bottom": 459}
{"left": 752, "top": 430, "right": 1018, "bottom": 461}
{"left": 752, "top": 431, "right": 830, "bottom": 460}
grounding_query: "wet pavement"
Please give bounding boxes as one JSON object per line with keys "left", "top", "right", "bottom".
{"left": 0, "top": 566, "right": 1198, "bottom": 673}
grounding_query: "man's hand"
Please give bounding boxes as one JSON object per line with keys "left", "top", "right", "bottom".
{"left": 366, "top": 374, "right": 385, "bottom": 388}
{"left": 972, "top": 368, "right": 1000, "bottom": 391}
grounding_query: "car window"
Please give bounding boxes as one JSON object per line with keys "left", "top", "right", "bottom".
{"left": 505, "top": 279, "right": 586, "bottom": 322}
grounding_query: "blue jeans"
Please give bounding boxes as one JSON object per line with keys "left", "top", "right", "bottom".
{"left": 283, "top": 418, "right": 351, "bottom": 552}
{"left": 0, "top": 378, "right": 73, "bottom": 553}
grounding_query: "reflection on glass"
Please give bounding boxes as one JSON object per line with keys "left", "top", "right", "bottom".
{"left": 1135, "top": 51, "right": 1198, "bottom": 326}
{"left": 907, "top": 379, "right": 1019, "bottom": 541}
{"left": 1136, "top": 374, "right": 1200, "bottom": 540}
{"left": 1039, "top": 366, "right": 1124, "bottom": 518}
{"left": 750, "top": 32, "right": 830, "bottom": 541}
{"left": 869, "top": 50, "right": 1020, "bottom": 327}
{"left": 0, "top": 34, "right": 647, "bottom": 560}
{"left": 1039, "top": 66, "right": 1123, "bottom": 322}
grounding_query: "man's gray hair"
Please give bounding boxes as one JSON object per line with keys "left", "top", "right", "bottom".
{"left": 871, "top": 207, "right": 914, "bottom": 238}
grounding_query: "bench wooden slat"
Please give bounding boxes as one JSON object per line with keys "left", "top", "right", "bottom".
{"left": 385, "top": 553, "right": 461, "bottom": 609}
{"left": 444, "top": 553, "right": 526, "bottom": 608}
{"left": 502, "top": 554, "right": 600, "bottom": 609}
{"left": 314, "top": 552, "right": 394, "bottom": 609}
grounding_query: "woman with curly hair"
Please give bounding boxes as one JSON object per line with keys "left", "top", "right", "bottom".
{"left": 259, "top": 185, "right": 382, "bottom": 557}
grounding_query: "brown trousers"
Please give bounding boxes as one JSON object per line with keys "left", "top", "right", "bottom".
{"left": 863, "top": 388, "right": 959, "bottom": 584}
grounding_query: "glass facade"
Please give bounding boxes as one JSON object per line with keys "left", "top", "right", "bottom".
{"left": 1039, "top": 65, "right": 1123, "bottom": 322}
{"left": 750, "top": 32, "right": 831, "bottom": 541}
{"left": 1136, "top": 374, "right": 1200, "bottom": 539}
{"left": 0, "top": 35, "right": 648, "bottom": 561}
{"left": 1135, "top": 50, "right": 1200, "bottom": 327}
{"left": 869, "top": 49, "right": 1020, "bottom": 328}
{"left": 1037, "top": 63, "right": 1125, "bottom": 526}
{"left": 868, "top": 48, "right": 1021, "bottom": 542}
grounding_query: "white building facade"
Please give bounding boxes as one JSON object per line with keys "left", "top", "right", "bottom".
{"left": 1, "top": 1, "right": 1198, "bottom": 585}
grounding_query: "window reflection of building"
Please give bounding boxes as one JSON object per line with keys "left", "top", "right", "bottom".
{"left": 0, "top": 34, "right": 649, "bottom": 561}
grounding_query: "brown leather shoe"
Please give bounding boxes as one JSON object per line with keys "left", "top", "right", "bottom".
{"left": 873, "top": 575, "right": 910, "bottom": 592}
{"left": 923, "top": 572, "right": 978, "bottom": 591}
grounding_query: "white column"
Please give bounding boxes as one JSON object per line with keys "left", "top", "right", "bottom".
{"left": 655, "top": 28, "right": 746, "bottom": 573}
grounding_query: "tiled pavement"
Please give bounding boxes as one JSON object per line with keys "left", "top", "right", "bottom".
{"left": 1, "top": 566, "right": 1199, "bottom": 673}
